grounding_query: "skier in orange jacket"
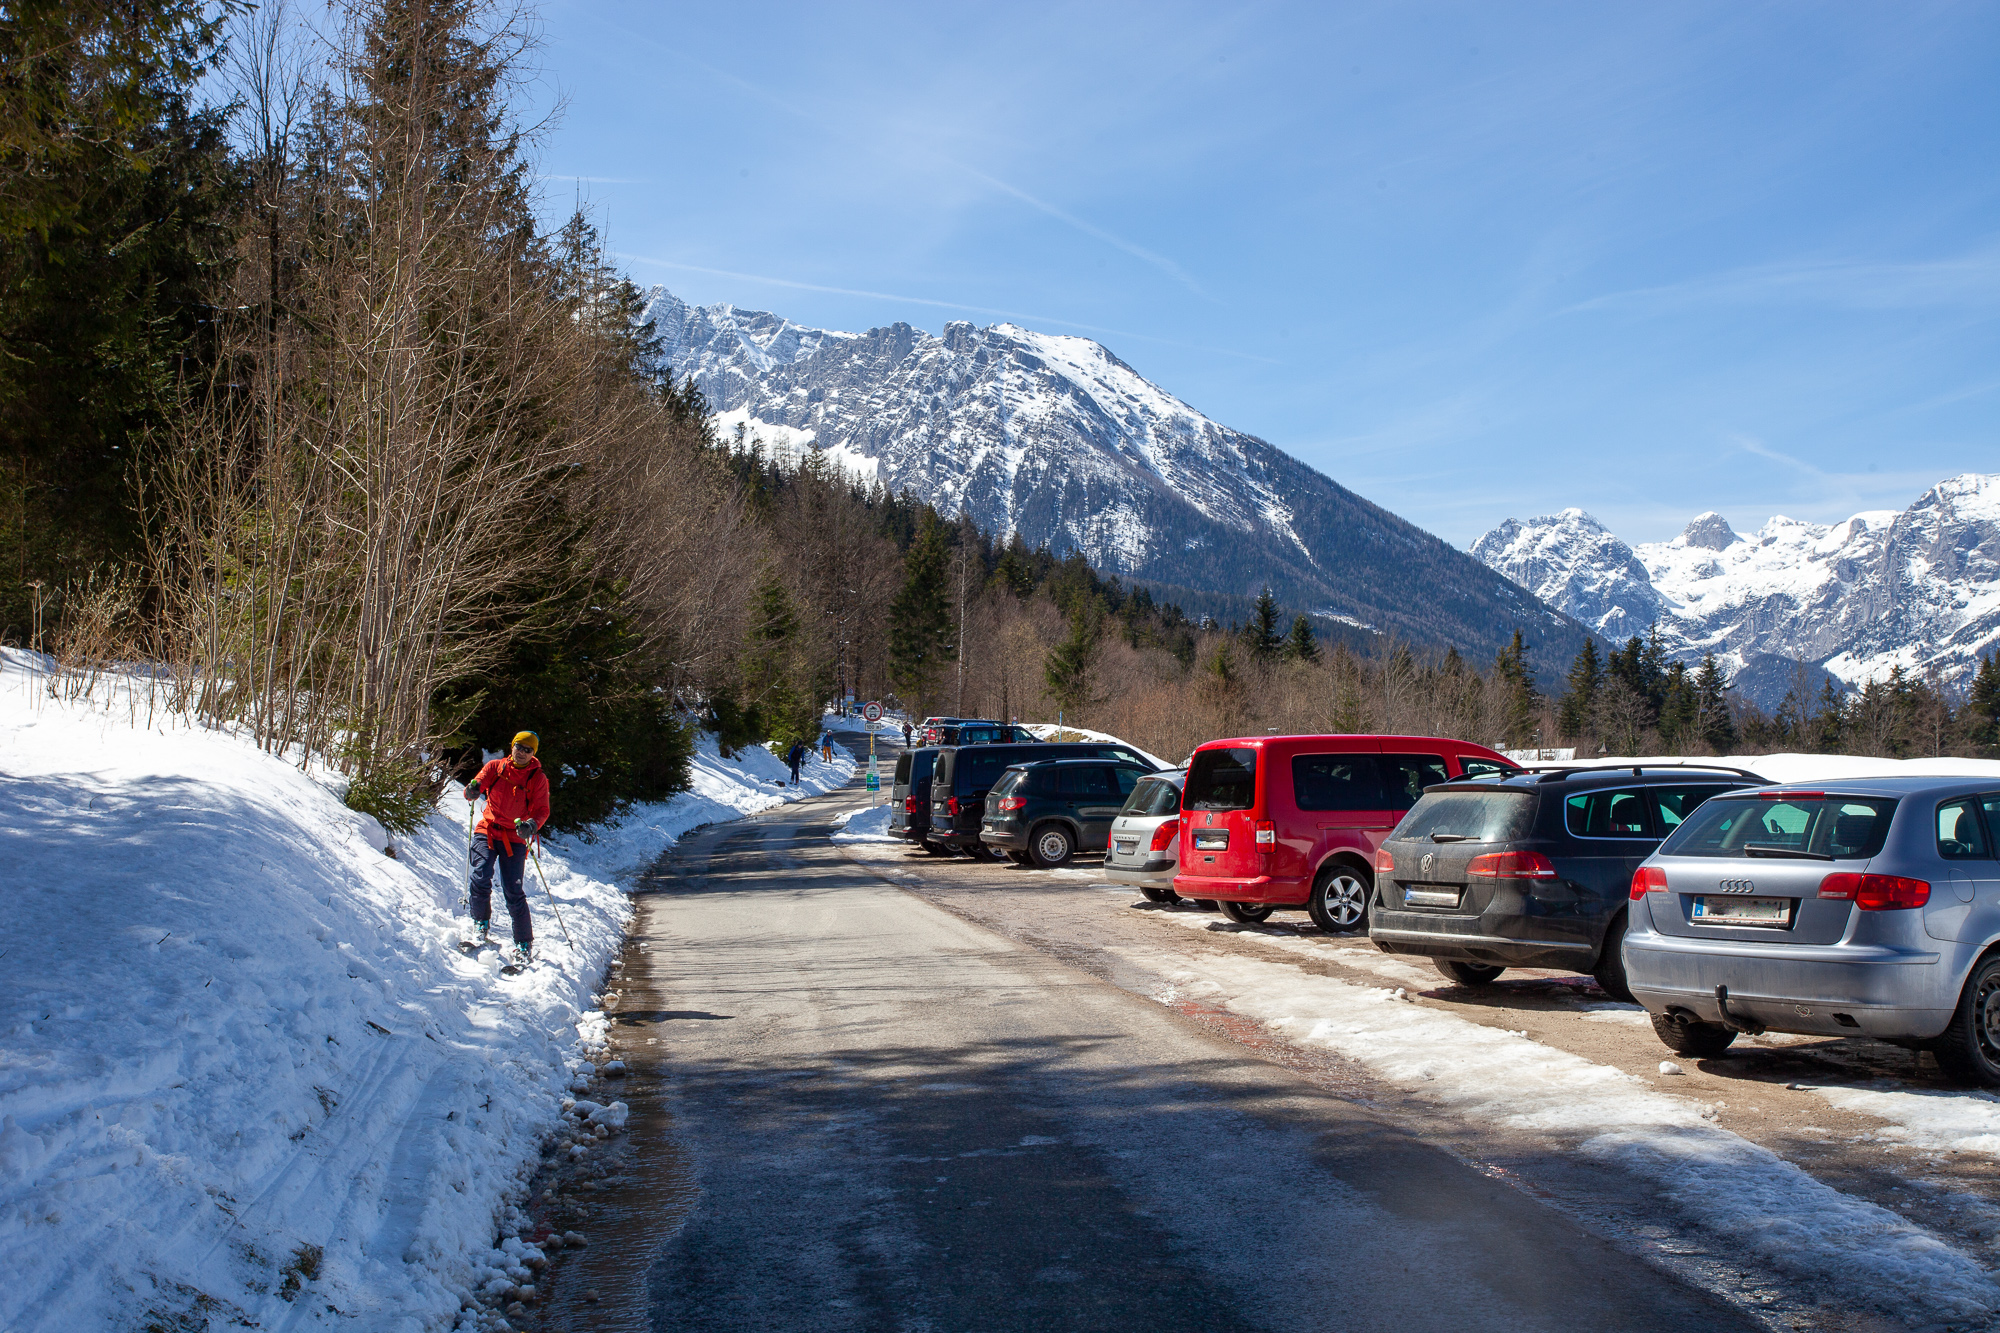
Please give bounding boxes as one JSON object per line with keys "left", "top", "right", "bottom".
{"left": 464, "top": 731, "right": 551, "bottom": 963}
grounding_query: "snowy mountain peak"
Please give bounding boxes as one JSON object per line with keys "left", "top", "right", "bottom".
{"left": 1470, "top": 475, "right": 2000, "bottom": 701}
{"left": 647, "top": 287, "right": 1593, "bottom": 664}
{"left": 1679, "top": 512, "right": 1739, "bottom": 551}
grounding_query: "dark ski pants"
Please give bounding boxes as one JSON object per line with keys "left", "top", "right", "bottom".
{"left": 469, "top": 834, "right": 533, "bottom": 944}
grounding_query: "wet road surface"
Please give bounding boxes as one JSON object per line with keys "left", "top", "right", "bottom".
{"left": 547, "top": 740, "right": 1759, "bottom": 1333}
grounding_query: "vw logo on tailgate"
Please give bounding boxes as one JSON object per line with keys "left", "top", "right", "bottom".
{"left": 1420, "top": 852, "right": 1436, "bottom": 877}
{"left": 1715, "top": 878, "right": 1757, "bottom": 894}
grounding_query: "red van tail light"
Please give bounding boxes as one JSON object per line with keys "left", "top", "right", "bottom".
{"left": 1467, "top": 850, "right": 1557, "bottom": 880}
{"left": 1373, "top": 847, "right": 1395, "bottom": 875}
{"left": 904, "top": 796, "right": 919, "bottom": 813}
{"left": 1631, "top": 865, "right": 1668, "bottom": 900}
{"left": 1819, "top": 872, "right": 1930, "bottom": 910}
{"left": 994, "top": 795, "right": 1025, "bottom": 813}
{"left": 1150, "top": 819, "right": 1179, "bottom": 852}
{"left": 946, "top": 796, "right": 959, "bottom": 817}
{"left": 1254, "top": 820, "right": 1276, "bottom": 846}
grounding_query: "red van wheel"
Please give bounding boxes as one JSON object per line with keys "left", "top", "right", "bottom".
{"left": 1217, "top": 899, "right": 1275, "bottom": 924}
{"left": 1309, "top": 865, "right": 1372, "bottom": 934}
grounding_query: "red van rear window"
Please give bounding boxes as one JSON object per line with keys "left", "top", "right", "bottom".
{"left": 1186, "top": 747, "right": 1257, "bottom": 811}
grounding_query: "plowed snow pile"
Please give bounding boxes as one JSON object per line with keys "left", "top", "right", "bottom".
{"left": 0, "top": 651, "right": 848, "bottom": 1332}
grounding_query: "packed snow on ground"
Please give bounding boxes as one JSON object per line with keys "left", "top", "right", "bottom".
{"left": 1128, "top": 942, "right": 2000, "bottom": 1319}
{"left": 0, "top": 650, "right": 845, "bottom": 1333}
{"left": 548, "top": 731, "right": 853, "bottom": 887}
{"left": 830, "top": 803, "right": 900, "bottom": 844}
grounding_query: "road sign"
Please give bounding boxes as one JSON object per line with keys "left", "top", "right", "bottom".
{"left": 862, "top": 701, "right": 883, "bottom": 723}
{"left": 865, "top": 771, "right": 880, "bottom": 793}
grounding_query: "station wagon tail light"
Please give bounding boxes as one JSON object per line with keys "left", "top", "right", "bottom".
{"left": 1255, "top": 820, "right": 1276, "bottom": 846}
{"left": 995, "top": 795, "right": 1025, "bottom": 813}
{"left": 1150, "top": 819, "right": 1179, "bottom": 852}
{"left": 1631, "top": 865, "right": 1668, "bottom": 900}
{"left": 1819, "top": 872, "right": 1930, "bottom": 910}
{"left": 1466, "top": 850, "right": 1557, "bottom": 880}
{"left": 1373, "top": 847, "right": 1395, "bottom": 875}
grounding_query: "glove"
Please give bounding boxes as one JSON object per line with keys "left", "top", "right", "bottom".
{"left": 464, "top": 784, "right": 482, "bottom": 801}
{"left": 514, "top": 817, "right": 537, "bottom": 838}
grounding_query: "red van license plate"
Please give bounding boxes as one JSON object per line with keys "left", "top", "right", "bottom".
{"left": 1193, "top": 830, "right": 1229, "bottom": 850}
{"left": 1691, "top": 896, "right": 1791, "bottom": 926}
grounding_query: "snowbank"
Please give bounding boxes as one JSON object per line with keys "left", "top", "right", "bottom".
{"left": 829, "top": 803, "right": 899, "bottom": 844}
{"left": 1019, "top": 723, "right": 1173, "bottom": 770}
{"left": 0, "top": 651, "right": 848, "bottom": 1332}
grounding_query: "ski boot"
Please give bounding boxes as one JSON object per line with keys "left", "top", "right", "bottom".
{"left": 501, "top": 941, "right": 534, "bottom": 975}
{"left": 459, "top": 920, "right": 491, "bottom": 953}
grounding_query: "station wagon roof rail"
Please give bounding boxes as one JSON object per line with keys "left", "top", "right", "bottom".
{"left": 1477, "top": 762, "right": 1771, "bottom": 784}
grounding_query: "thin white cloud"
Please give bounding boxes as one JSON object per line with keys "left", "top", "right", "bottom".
{"left": 947, "top": 162, "right": 1211, "bottom": 299}
{"left": 614, "top": 253, "right": 1281, "bottom": 364}
{"left": 1563, "top": 245, "right": 2000, "bottom": 316}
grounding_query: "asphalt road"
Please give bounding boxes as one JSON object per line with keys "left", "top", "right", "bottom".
{"left": 562, "top": 732, "right": 1757, "bottom": 1333}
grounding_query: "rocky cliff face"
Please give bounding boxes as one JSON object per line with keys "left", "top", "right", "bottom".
{"left": 646, "top": 288, "right": 1593, "bottom": 668}
{"left": 1471, "top": 475, "right": 2000, "bottom": 700}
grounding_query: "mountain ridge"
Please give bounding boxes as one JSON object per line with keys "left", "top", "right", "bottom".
{"left": 643, "top": 287, "right": 1596, "bottom": 673}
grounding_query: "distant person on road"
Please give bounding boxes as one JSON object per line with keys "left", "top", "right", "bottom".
{"left": 786, "top": 740, "right": 806, "bottom": 784}
{"left": 901, "top": 721, "right": 913, "bottom": 748}
{"left": 464, "top": 731, "right": 550, "bottom": 965}
{"left": 819, "top": 729, "right": 833, "bottom": 763}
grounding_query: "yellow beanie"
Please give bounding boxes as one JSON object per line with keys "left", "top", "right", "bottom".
{"left": 512, "top": 730, "right": 539, "bottom": 754}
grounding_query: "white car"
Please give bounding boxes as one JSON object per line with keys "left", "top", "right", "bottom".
{"left": 1104, "top": 770, "right": 1187, "bottom": 901}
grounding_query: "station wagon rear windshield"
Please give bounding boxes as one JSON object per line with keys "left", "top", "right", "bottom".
{"left": 1658, "top": 795, "right": 1897, "bottom": 860}
{"left": 1120, "top": 776, "right": 1183, "bottom": 818}
{"left": 1392, "top": 789, "right": 1536, "bottom": 843}
{"left": 1185, "top": 747, "right": 1257, "bottom": 811}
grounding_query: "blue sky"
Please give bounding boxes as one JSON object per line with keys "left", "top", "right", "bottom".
{"left": 525, "top": 1, "right": 1999, "bottom": 547}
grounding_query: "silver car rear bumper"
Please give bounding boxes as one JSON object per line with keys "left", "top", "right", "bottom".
{"left": 1626, "top": 930, "right": 1955, "bottom": 1040}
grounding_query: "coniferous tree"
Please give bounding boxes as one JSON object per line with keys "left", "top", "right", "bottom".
{"left": 887, "top": 510, "right": 956, "bottom": 706}
{"left": 1557, "top": 639, "right": 1603, "bottom": 740}
{"left": 1247, "top": 586, "right": 1284, "bottom": 663}
{"left": 1970, "top": 652, "right": 2000, "bottom": 753}
{"left": 1492, "top": 629, "right": 1539, "bottom": 747}
{"left": 1285, "top": 614, "right": 1320, "bottom": 664}
{"left": 1692, "top": 653, "right": 1736, "bottom": 752}
{"left": 1809, "top": 679, "right": 1847, "bottom": 753}
{"left": 1658, "top": 662, "right": 1696, "bottom": 749}
{"left": 1043, "top": 602, "right": 1103, "bottom": 723}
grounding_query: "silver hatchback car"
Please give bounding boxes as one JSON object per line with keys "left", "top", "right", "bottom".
{"left": 1625, "top": 777, "right": 2000, "bottom": 1084}
{"left": 1103, "top": 769, "right": 1186, "bottom": 902}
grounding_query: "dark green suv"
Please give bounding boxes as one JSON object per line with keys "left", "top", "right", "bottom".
{"left": 979, "top": 758, "right": 1156, "bottom": 867}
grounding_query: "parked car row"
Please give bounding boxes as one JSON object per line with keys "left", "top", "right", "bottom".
{"left": 884, "top": 728, "right": 2000, "bottom": 1085}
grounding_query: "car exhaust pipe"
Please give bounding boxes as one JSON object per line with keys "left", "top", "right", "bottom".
{"left": 1713, "top": 984, "right": 1766, "bottom": 1036}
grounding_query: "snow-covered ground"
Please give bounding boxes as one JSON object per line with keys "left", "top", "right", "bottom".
{"left": 1019, "top": 722, "right": 1173, "bottom": 770}
{"left": 829, "top": 803, "right": 899, "bottom": 844}
{"left": 0, "top": 650, "right": 851, "bottom": 1332}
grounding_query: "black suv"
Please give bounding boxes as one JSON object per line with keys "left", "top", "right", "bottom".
{"left": 892, "top": 747, "right": 947, "bottom": 853}
{"left": 1369, "top": 764, "right": 1764, "bottom": 1000}
{"left": 980, "top": 758, "right": 1156, "bottom": 867}
{"left": 934, "top": 721, "right": 1037, "bottom": 746}
{"left": 930, "top": 742, "right": 1154, "bottom": 859}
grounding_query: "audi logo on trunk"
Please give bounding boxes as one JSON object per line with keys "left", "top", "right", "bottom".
{"left": 1715, "top": 878, "right": 1757, "bottom": 894}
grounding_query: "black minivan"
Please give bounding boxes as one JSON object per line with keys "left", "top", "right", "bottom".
{"left": 930, "top": 742, "right": 1154, "bottom": 859}
{"left": 1369, "top": 764, "right": 1762, "bottom": 1001}
{"left": 979, "top": 758, "right": 1157, "bottom": 867}
{"left": 892, "top": 747, "right": 946, "bottom": 853}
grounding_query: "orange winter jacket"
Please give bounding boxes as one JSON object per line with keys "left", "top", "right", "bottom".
{"left": 474, "top": 756, "right": 551, "bottom": 850}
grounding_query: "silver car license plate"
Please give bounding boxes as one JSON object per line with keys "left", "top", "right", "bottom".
{"left": 1691, "top": 895, "right": 1791, "bottom": 926}
{"left": 1114, "top": 839, "right": 1137, "bottom": 855}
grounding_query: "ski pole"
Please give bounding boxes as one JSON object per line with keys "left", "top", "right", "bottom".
{"left": 460, "top": 787, "right": 476, "bottom": 909}
{"left": 528, "top": 836, "right": 575, "bottom": 950}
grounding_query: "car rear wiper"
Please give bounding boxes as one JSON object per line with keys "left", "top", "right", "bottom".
{"left": 1428, "top": 833, "right": 1472, "bottom": 843}
{"left": 1743, "top": 843, "right": 1833, "bottom": 861}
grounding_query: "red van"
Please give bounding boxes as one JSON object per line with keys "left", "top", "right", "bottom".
{"left": 1174, "top": 735, "right": 1515, "bottom": 932}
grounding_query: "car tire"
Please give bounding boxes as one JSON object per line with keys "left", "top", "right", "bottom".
{"left": 1216, "top": 899, "right": 1276, "bottom": 924}
{"left": 1434, "top": 959, "right": 1505, "bottom": 986}
{"left": 919, "top": 840, "right": 953, "bottom": 857}
{"left": 1139, "top": 886, "right": 1180, "bottom": 904}
{"left": 967, "top": 843, "right": 1005, "bottom": 863}
{"left": 1592, "top": 913, "right": 1635, "bottom": 1004}
{"left": 1307, "top": 864, "right": 1371, "bottom": 934}
{"left": 1930, "top": 954, "right": 2000, "bottom": 1088}
{"left": 1649, "top": 1011, "right": 1737, "bottom": 1059}
{"left": 1029, "top": 824, "right": 1074, "bottom": 868}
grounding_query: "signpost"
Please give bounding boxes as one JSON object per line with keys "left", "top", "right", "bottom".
{"left": 862, "top": 701, "right": 883, "bottom": 795}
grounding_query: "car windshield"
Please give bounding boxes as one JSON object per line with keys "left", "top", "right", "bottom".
{"left": 1658, "top": 795, "right": 1897, "bottom": 860}
{"left": 1185, "top": 747, "right": 1257, "bottom": 811}
{"left": 1392, "top": 789, "right": 1536, "bottom": 843}
{"left": 1120, "top": 776, "right": 1182, "bottom": 817}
